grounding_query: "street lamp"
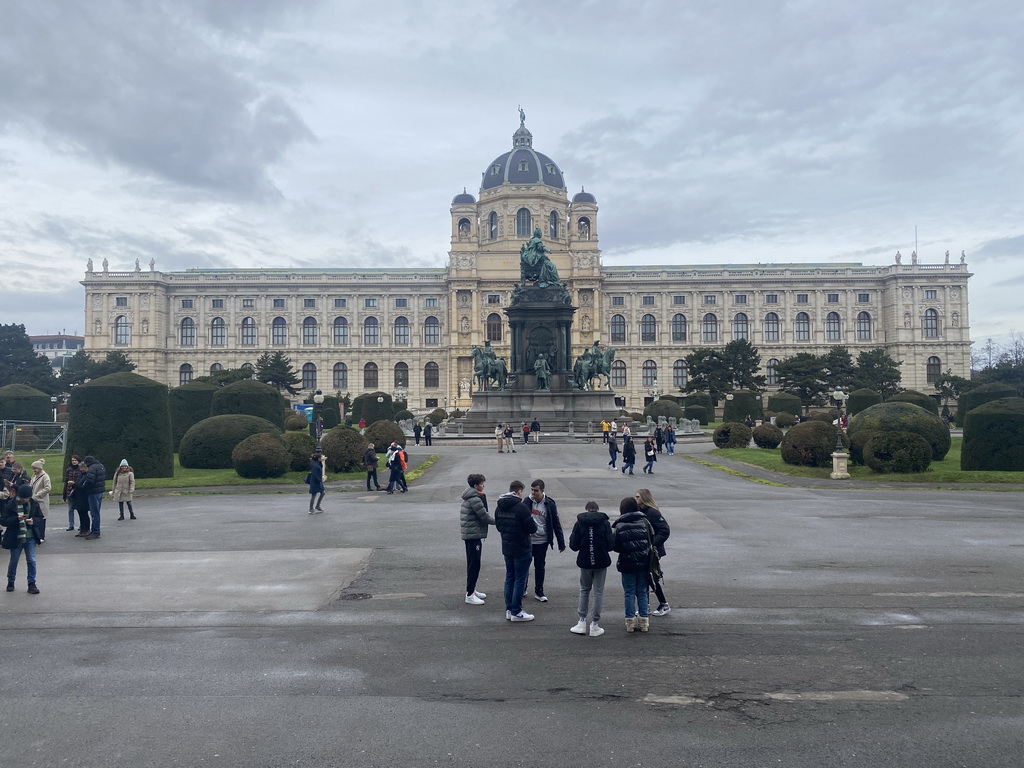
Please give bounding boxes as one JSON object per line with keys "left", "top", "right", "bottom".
{"left": 312, "top": 389, "right": 325, "bottom": 450}
{"left": 829, "top": 386, "right": 850, "bottom": 479}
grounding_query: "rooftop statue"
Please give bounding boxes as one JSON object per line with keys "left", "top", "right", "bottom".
{"left": 520, "top": 228, "right": 560, "bottom": 287}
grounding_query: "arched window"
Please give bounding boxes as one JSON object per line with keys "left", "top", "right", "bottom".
{"left": 332, "top": 317, "right": 349, "bottom": 346}
{"left": 856, "top": 311, "right": 872, "bottom": 341}
{"left": 610, "top": 314, "right": 626, "bottom": 344}
{"left": 701, "top": 313, "right": 718, "bottom": 342}
{"left": 210, "top": 317, "right": 226, "bottom": 346}
{"left": 642, "top": 360, "right": 658, "bottom": 387}
{"left": 457, "top": 217, "right": 471, "bottom": 238}
{"left": 333, "top": 362, "right": 348, "bottom": 389}
{"left": 178, "top": 363, "right": 193, "bottom": 386}
{"left": 516, "top": 207, "right": 532, "bottom": 237}
{"left": 302, "top": 317, "right": 318, "bottom": 346}
{"left": 611, "top": 359, "right": 627, "bottom": 388}
{"left": 733, "top": 313, "right": 749, "bottom": 341}
{"left": 302, "top": 362, "right": 317, "bottom": 390}
{"left": 489, "top": 211, "right": 498, "bottom": 239}
{"left": 486, "top": 313, "right": 503, "bottom": 342}
{"left": 394, "top": 316, "right": 410, "bottom": 345}
{"left": 764, "top": 312, "right": 780, "bottom": 342}
{"left": 766, "top": 358, "right": 779, "bottom": 386}
{"left": 272, "top": 317, "right": 287, "bottom": 346}
{"left": 924, "top": 308, "right": 939, "bottom": 338}
{"left": 115, "top": 315, "right": 131, "bottom": 345}
{"left": 825, "top": 311, "right": 841, "bottom": 341}
{"left": 671, "top": 314, "right": 687, "bottom": 342}
{"left": 424, "top": 316, "right": 440, "bottom": 345}
{"left": 673, "top": 359, "right": 688, "bottom": 389}
{"left": 640, "top": 314, "right": 656, "bottom": 342}
{"left": 394, "top": 362, "right": 409, "bottom": 388}
{"left": 795, "top": 312, "right": 811, "bottom": 341}
{"left": 241, "top": 362, "right": 256, "bottom": 379}
{"left": 210, "top": 363, "right": 223, "bottom": 374}
{"left": 363, "top": 362, "right": 378, "bottom": 389}
{"left": 179, "top": 318, "right": 196, "bottom": 347}
{"left": 424, "top": 361, "right": 440, "bottom": 388}
{"left": 927, "top": 356, "right": 942, "bottom": 384}
{"left": 363, "top": 317, "right": 379, "bottom": 345}
{"left": 549, "top": 210, "right": 559, "bottom": 239}
{"left": 241, "top": 317, "right": 256, "bottom": 346}
{"left": 577, "top": 216, "right": 591, "bottom": 240}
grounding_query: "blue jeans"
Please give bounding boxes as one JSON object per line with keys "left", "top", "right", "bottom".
{"left": 503, "top": 553, "right": 533, "bottom": 614}
{"left": 621, "top": 571, "right": 649, "bottom": 618}
{"left": 7, "top": 539, "right": 38, "bottom": 584}
{"left": 88, "top": 493, "right": 103, "bottom": 534}
{"left": 67, "top": 499, "right": 76, "bottom": 528}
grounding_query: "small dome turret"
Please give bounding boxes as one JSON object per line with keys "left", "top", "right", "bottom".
{"left": 572, "top": 187, "right": 596, "bottom": 204}
{"left": 452, "top": 188, "right": 476, "bottom": 204}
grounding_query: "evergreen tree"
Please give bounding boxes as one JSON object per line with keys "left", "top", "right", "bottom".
{"left": 683, "top": 348, "right": 732, "bottom": 402}
{"left": 722, "top": 339, "right": 766, "bottom": 390}
{"left": 0, "top": 323, "right": 59, "bottom": 394}
{"left": 194, "top": 367, "right": 255, "bottom": 387}
{"left": 256, "top": 351, "right": 301, "bottom": 395}
{"left": 820, "top": 346, "right": 856, "bottom": 389}
{"left": 92, "top": 350, "right": 137, "bottom": 378}
{"left": 775, "top": 352, "right": 827, "bottom": 406}
{"left": 852, "top": 349, "right": 902, "bottom": 398}
{"left": 60, "top": 349, "right": 96, "bottom": 388}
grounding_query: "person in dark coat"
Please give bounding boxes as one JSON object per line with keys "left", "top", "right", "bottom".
{"left": 2, "top": 484, "right": 42, "bottom": 593}
{"left": 363, "top": 443, "right": 382, "bottom": 491}
{"left": 568, "top": 500, "right": 615, "bottom": 637}
{"left": 654, "top": 426, "right": 664, "bottom": 453}
{"left": 612, "top": 496, "right": 652, "bottom": 632}
{"left": 642, "top": 438, "right": 657, "bottom": 474}
{"left": 530, "top": 419, "right": 541, "bottom": 443}
{"left": 62, "top": 455, "right": 84, "bottom": 531}
{"left": 494, "top": 480, "right": 538, "bottom": 622}
{"left": 526, "top": 479, "right": 565, "bottom": 602}
{"left": 423, "top": 422, "right": 433, "bottom": 446}
{"left": 621, "top": 436, "right": 636, "bottom": 475}
{"left": 413, "top": 422, "right": 422, "bottom": 446}
{"left": 307, "top": 452, "right": 325, "bottom": 513}
{"left": 636, "top": 488, "right": 671, "bottom": 616}
{"left": 460, "top": 473, "right": 495, "bottom": 605}
{"left": 75, "top": 456, "right": 106, "bottom": 540}
{"left": 607, "top": 434, "right": 619, "bottom": 470}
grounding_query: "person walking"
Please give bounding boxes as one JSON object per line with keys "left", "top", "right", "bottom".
{"left": 495, "top": 423, "right": 505, "bottom": 453}
{"left": 76, "top": 456, "right": 106, "bottom": 540}
{"left": 363, "top": 443, "right": 382, "bottom": 491}
{"left": 654, "top": 426, "right": 664, "bottom": 453}
{"left": 642, "top": 437, "right": 657, "bottom": 474}
{"left": 612, "top": 496, "right": 652, "bottom": 633}
{"left": 607, "top": 433, "right": 619, "bottom": 470}
{"left": 2, "top": 484, "right": 42, "bottom": 594}
{"left": 526, "top": 479, "right": 565, "bottom": 603}
{"left": 307, "top": 452, "right": 325, "bottom": 513}
{"left": 621, "top": 436, "right": 636, "bottom": 475}
{"left": 521, "top": 422, "right": 530, "bottom": 446}
{"left": 636, "top": 488, "right": 671, "bottom": 616}
{"left": 460, "top": 473, "right": 494, "bottom": 606}
{"left": 413, "top": 422, "right": 422, "bottom": 446}
{"left": 29, "top": 460, "right": 51, "bottom": 542}
{"left": 385, "top": 443, "right": 408, "bottom": 494}
{"left": 568, "top": 501, "right": 614, "bottom": 637}
{"left": 423, "top": 421, "right": 433, "bottom": 446}
{"left": 664, "top": 424, "right": 676, "bottom": 455}
{"left": 62, "top": 455, "right": 83, "bottom": 531}
{"left": 503, "top": 424, "right": 517, "bottom": 454}
{"left": 530, "top": 418, "right": 541, "bottom": 443}
{"left": 112, "top": 459, "right": 137, "bottom": 521}
{"left": 494, "top": 480, "right": 537, "bottom": 622}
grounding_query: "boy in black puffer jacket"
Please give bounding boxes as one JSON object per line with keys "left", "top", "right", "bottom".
{"left": 612, "top": 496, "right": 652, "bottom": 633}
{"left": 568, "top": 501, "right": 614, "bottom": 637}
{"left": 494, "top": 480, "right": 537, "bottom": 622}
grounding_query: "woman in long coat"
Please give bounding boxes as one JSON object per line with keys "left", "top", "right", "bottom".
{"left": 307, "top": 452, "right": 325, "bottom": 513}
{"left": 29, "top": 459, "right": 51, "bottom": 542}
{"left": 111, "top": 460, "right": 137, "bottom": 520}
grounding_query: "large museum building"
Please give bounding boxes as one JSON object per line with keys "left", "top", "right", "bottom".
{"left": 82, "top": 119, "right": 972, "bottom": 411}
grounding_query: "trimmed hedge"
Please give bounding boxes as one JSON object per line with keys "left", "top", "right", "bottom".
{"left": 364, "top": 420, "right": 406, "bottom": 450}
{"left": 681, "top": 392, "right": 715, "bottom": 416}
{"left": 863, "top": 431, "right": 933, "bottom": 473}
{"left": 766, "top": 392, "right": 802, "bottom": 417}
{"left": 961, "top": 397, "right": 1024, "bottom": 471}
{"left": 0, "top": 383, "right": 52, "bottom": 422}
{"left": 321, "top": 395, "right": 342, "bottom": 430}
{"left": 808, "top": 410, "right": 838, "bottom": 424}
{"left": 351, "top": 391, "right": 396, "bottom": 425}
{"left": 67, "top": 372, "right": 174, "bottom": 478}
{"left": 169, "top": 380, "right": 217, "bottom": 452}
{"left": 956, "top": 382, "right": 1019, "bottom": 427}
{"left": 644, "top": 399, "right": 685, "bottom": 421}
{"left": 210, "top": 380, "right": 288, "bottom": 429}
{"left": 847, "top": 401, "right": 950, "bottom": 461}
{"left": 781, "top": 421, "right": 848, "bottom": 467}
{"left": 713, "top": 422, "right": 752, "bottom": 449}
{"left": 393, "top": 409, "right": 414, "bottom": 423}
{"left": 684, "top": 405, "right": 709, "bottom": 425}
{"left": 773, "top": 412, "right": 797, "bottom": 428}
{"left": 888, "top": 390, "right": 939, "bottom": 415}
{"left": 179, "top": 414, "right": 281, "bottom": 469}
{"left": 284, "top": 412, "right": 307, "bottom": 431}
{"left": 283, "top": 431, "right": 316, "bottom": 471}
{"left": 320, "top": 425, "right": 368, "bottom": 472}
{"left": 232, "top": 432, "right": 289, "bottom": 478}
{"left": 847, "top": 388, "right": 882, "bottom": 416}
{"left": 723, "top": 390, "right": 764, "bottom": 423}
{"left": 752, "top": 423, "right": 784, "bottom": 449}
{"left": 849, "top": 428, "right": 882, "bottom": 465}
{"left": 427, "top": 408, "right": 448, "bottom": 425}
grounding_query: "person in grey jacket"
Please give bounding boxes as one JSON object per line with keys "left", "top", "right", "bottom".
{"left": 460, "top": 474, "right": 495, "bottom": 605}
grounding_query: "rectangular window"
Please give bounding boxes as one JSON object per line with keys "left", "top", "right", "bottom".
{"left": 857, "top": 293, "right": 870, "bottom": 303}
{"left": 611, "top": 296, "right": 625, "bottom": 306}
{"left": 642, "top": 295, "right": 655, "bottom": 305}
{"left": 425, "top": 398, "right": 438, "bottom": 409}
{"left": 673, "top": 295, "right": 686, "bottom": 305}
{"left": 734, "top": 294, "right": 747, "bottom": 304}
{"left": 395, "top": 298, "right": 408, "bottom": 308}
{"left": 180, "top": 299, "right": 193, "bottom": 309}
{"left": 703, "top": 295, "right": 716, "bottom": 305}
{"left": 116, "top": 297, "right": 128, "bottom": 307}
{"left": 242, "top": 298, "right": 254, "bottom": 308}
{"left": 487, "top": 294, "right": 501, "bottom": 305}
{"left": 365, "top": 298, "right": 377, "bottom": 308}
{"left": 303, "top": 298, "right": 316, "bottom": 308}
{"left": 273, "top": 298, "right": 285, "bottom": 308}
{"left": 925, "top": 289, "right": 937, "bottom": 300}
{"left": 425, "top": 298, "right": 439, "bottom": 308}
{"left": 334, "top": 298, "right": 347, "bottom": 308}
{"left": 796, "top": 294, "right": 809, "bottom": 304}
{"left": 827, "top": 293, "right": 839, "bottom": 303}
{"left": 212, "top": 299, "right": 224, "bottom": 309}
{"left": 765, "top": 294, "right": 778, "bottom": 304}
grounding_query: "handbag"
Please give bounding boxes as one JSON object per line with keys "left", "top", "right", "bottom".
{"left": 644, "top": 519, "right": 663, "bottom": 582}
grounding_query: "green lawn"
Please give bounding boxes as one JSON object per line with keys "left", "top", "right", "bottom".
{"left": 706, "top": 437, "right": 1024, "bottom": 484}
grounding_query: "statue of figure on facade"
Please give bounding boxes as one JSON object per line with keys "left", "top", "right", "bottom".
{"left": 134, "top": 258, "right": 141, "bottom": 272}
{"left": 961, "top": 250, "right": 966, "bottom": 264}
{"left": 533, "top": 354, "right": 551, "bottom": 391}
{"left": 471, "top": 342, "right": 505, "bottom": 391}
{"left": 87, "top": 258, "right": 94, "bottom": 272}
{"left": 518, "top": 105, "right": 526, "bottom": 126}
{"left": 149, "top": 258, "right": 156, "bottom": 271}
{"left": 895, "top": 250, "right": 902, "bottom": 265}
{"left": 102, "top": 258, "right": 109, "bottom": 272}
{"left": 520, "top": 228, "right": 561, "bottom": 287}
{"left": 581, "top": 340, "right": 616, "bottom": 390}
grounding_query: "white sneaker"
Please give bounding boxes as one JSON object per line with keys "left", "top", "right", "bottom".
{"left": 510, "top": 611, "right": 535, "bottom": 622}
{"left": 589, "top": 623, "right": 605, "bottom": 637}
{"left": 506, "top": 610, "right": 512, "bottom": 621}
{"left": 569, "top": 619, "right": 587, "bottom": 635}
{"left": 473, "top": 591, "right": 487, "bottom": 599}
{"left": 533, "top": 593, "right": 548, "bottom": 602}
{"left": 465, "top": 594, "right": 485, "bottom": 606}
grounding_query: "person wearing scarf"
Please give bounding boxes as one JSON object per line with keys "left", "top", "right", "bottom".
{"left": 1, "top": 484, "right": 42, "bottom": 594}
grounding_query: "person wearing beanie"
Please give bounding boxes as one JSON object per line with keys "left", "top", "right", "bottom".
{"left": 1, "top": 484, "right": 42, "bottom": 593}
{"left": 111, "top": 459, "right": 137, "bottom": 521}
{"left": 29, "top": 459, "right": 51, "bottom": 543}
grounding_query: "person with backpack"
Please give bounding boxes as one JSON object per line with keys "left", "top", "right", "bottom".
{"left": 621, "top": 436, "right": 636, "bottom": 476}
{"left": 521, "top": 422, "right": 530, "bottom": 446}
{"left": 385, "top": 443, "right": 408, "bottom": 494}
{"left": 612, "top": 496, "right": 652, "bottom": 633}
{"left": 568, "top": 500, "right": 614, "bottom": 637}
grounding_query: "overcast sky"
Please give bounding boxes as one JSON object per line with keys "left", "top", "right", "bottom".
{"left": 2, "top": 0, "right": 1022, "bottom": 348}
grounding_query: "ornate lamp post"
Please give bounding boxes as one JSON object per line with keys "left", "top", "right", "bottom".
{"left": 312, "top": 389, "right": 325, "bottom": 450}
{"left": 829, "top": 386, "right": 850, "bottom": 479}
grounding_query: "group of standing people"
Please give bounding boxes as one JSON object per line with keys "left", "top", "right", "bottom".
{"left": 411, "top": 421, "right": 433, "bottom": 446}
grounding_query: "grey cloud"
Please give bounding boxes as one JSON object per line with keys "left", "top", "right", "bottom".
{"left": 972, "top": 235, "right": 1024, "bottom": 262}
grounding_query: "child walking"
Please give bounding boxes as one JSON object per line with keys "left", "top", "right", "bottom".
{"left": 612, "top": 496, "right": 652, "bottom": 632}
{"left": 568, "top": 501, "right": 615, "bottom": 637}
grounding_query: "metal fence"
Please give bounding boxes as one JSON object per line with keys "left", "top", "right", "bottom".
{"left": 0, "top": 421, "right": 67, "bottom": 453}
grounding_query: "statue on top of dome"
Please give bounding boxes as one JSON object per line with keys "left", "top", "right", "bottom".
{"left": 518, "top": 105, "right": 526, "bottom": 126}
{"left": 520, "top": 228, "right": 560, "bottom": 287}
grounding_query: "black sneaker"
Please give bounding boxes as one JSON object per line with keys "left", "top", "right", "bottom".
{"left": 27, "top": 583, "right": 40, "bottom": 595}
{"left": 5, "top": 582, "right": 13, "bottom": 592}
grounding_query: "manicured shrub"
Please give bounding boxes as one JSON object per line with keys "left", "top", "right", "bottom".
{"left": 14, "top": 432, "right": 42, "bottom": 451}
{"left": 351, "top": 391, "right": 395, "bottom": 425}
{"left": 956, "top": 382, "right": 1019, "bottom": 427}
{"left": 767, "top": 392, "right": 802, "bottom": 416}
{"left": 657, "top": 395, "right": 679, "bottom": 404}
{"left": 681, "top": 392, "right": 715, "bottom": 417}
{"left": 283, "top": 431, "right": 316, "bottom": 471}
{"left": 179, "top": 414, "right": 281, "bottom": 469}
{"left": 427, "top": 408, "right": 448, "bottom": 425}
{"left": 232, "top": 432, "right": 289, "bottom": 478}
{"left": 722, "top": 390, "right": 764, "bottom": 423}
{"left": 67, "top": 372, "right": 174, "bottom": 478}
{"left": 849, "top": 428, "right": 883, "bottom": 465}
{"left": 365, "top": 420, "right": 405, "bottom": 450}
{"left": 684, "top": 405, "right": 709, "bottom": 425}
{"left": 961, "top": 397, "right": 1024, "bottom": 471}
{"left": 450, "top": 409, "right": 465, "bottom": 419}
{"left": 752, "top": 423, "right": 784, "bottom": 449}
{"left": 773, "top": 412, "right": 797, "bottom": 428}
{"left": 320, "top": 395, "right": 341, "bottom": 430}
{"left": 888, "top": 390, "right": 939, "bottom": 415}
{"left": 284, "top": 412, "right": 307, "bottom": 431}
{"left": 169, "top": 381, "right": 217, "bottom": 452}
{"left": 780, "top": 421, "right": 848, "bottom": 467}
{"left": 0, "top": 383, "right": 52, "bottom": 422}
{"left": 210, "top": 380, "right": 288, "bottom": 429}
{"left": 644, "top": 399, "right": 684, "bottom": 422}
{"left": 713, "top": 422, "right": 753, "bottom": 449}
{"left": 393, "top": 409, "right": 414, "bottom": 423}
{"left": 863, "top": 432, "right": 933, "bottom": 474}
{"left": 320, "top": 425, "right": 368, "bottom": 472}
{"left": 847, "top": 402, "right": 950, "bottom": 461}
{"left": 847, "top": 388, "right": 882, "bottom": 416}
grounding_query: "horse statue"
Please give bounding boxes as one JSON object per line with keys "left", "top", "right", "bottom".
{"left": 471, "top": 345, "right": 506, "bottom": 391}
{"left": 583, "top": 343, "right": 615, "bottom": 390}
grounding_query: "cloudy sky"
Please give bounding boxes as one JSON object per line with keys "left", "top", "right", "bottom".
{"left": 2, "top": 0, "right": 1022, "bottom": 348}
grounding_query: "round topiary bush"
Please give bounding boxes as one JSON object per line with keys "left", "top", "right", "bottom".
{"left": 232, "top": 432, "right": 289, "bottom": 478}
{"left": 849, "top": 428, "right": 883, "bottom": 465}
{"left": 766, "top": 392, "right": 802, "bottom": 416}
{"left": 393, "top": 409, "right": 414, "bottom": 423}
{"left": 684, "top": 405, "right": 709, "bottom": 425}
{"left": 351, "top": 391, "right": 395, "bottom": 425}
{"left": 657, "top": 395, "right": 678, "bottom": 404}
{"left": 781, "top": 421, "right": 848, "bottom": 467}
{"left": 320, "top": 425, "right": 368, "bottom": 472}
{"left": 956, "top": 382, "right": 1019, "bottom": 426}
{"left": 752, "top": 423, "right": 784, "bottom": 449}
{"left": 863, "top": 432, "right": 933, "bottom": 474}
{"left": 847, "top": 401, "right": 950, "bottom": 461}
{"left": 284, "top": 412, "right": 307, "bottom": 431}
{"left": 67, "top": 371, "right": 174, "bottom": 478}
{"left": 722, "top": 390, "right": 764, "bottom": 423}
{"left": 808, "top": 410, "right": 839, "bottom": 423}
{"left": 847, "top": 388, "right": 883, "bottom": 416}
{"left": 644, "top": 399, "right": 684, "bottom": 421}
{"left": 179, "top": 414, "right": 281, "bottom": 469}
{"left": 961, "top": 397, "right": 1024, "bottom": 471}
{"left": 0, "top": 383, "right": 52, "bottom": 422}
{"left": 365, "top": 419, "right": 406, "bottom": 451}
{"left": 210, "top": 380, "right": 288, "bottom": 429}
{"left": 14, "top": 431, "right": 42, "bottom": 451}
{"left": 169, "top": 381, "right": 218, "bottom": 452}
{"left": 320, "top": 395, "right": 341, "bottom": 430}
{"left": 681, "top": 392, "right": 715, "bottom": 417}
{"left": 773, "top": 412, "right": 797, "bottom": 428}
{"left": 888, "top": 390, "right": 939, "bottom": 415}
{"left": 713, "top": 422, "right": 753, "bottom": 449}
{"left": 427, "top": 408, "right": 448, "bottom": 425}
{"left": 282, "top": 431, "right": 316, "bottom": 471}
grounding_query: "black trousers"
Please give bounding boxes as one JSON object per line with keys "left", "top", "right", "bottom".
{"left": 465, "top": 539, "right": 483, "bottom": 595}
{"left": 531, "top": 543, "right": 549, "bottom": 595}
{"left": 366, "top": 467, "right": 380, "bottom": 490}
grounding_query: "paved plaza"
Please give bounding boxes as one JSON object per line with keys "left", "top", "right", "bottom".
{"left": 2, "top": 440, "right": 1022, "bottom": 767}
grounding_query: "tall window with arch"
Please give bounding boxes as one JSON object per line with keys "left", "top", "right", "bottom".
{"left": 240, "top": 317, "right": 256, "bottom": 346}
{"left": 424, "top": 316, "right": 440, "bottom": 345}
{"left": 333, "top": 362, "right": 348, "bottom": 389}
{"left": 115, "top": 315, "right": 131, "bottom": 345}
{"left": 363, "top": 362, "right": 378, "bottom": 389}
{"left": 701, "top": 313, "right": 718, "bottom": 343}
{"left": 926, "top": 355, "right": 941, "bottom": 384}
{"left": 424, "top": 361, "right": 440, "bottom": 389}
{"left": 549, "top": 210, "right": 559, "bottom": 239}
{"left": 272, "top": 317, "right": 287, "bottom": 346}
{"left": 486, "top": 313, "right": 503, "bottom": 342}
{"left": 611, "top": 359, "right": 627, "bottom": 388}
{"left": 302, "top": 362, "right": 317, "bottom": 390}
{"left": 610, "top": 314, "right": 626, "bottom": 344}
{"left": 363, "top": 317, "right": 379, "bottom": 345}
{"left": 640, "top": 314, "right": 657, "bottom": 343}
{"left": 577, "top": 216, "right": 591, "bottom": 239}
{"left": 179, "top": 364, "right": 193, "bottom": 386}
{"left": 210, "top": 317, "right": 226, "bottom": 346}
{"left": 302, "top": 317, "right": 318, "bottom": 346}
{"left": 241, "top": 362, "right": 256, "bottom": 379}
{"left": 764, "top": 312, "right": 780, "bottom": 342}
{"left": 394, "top": 362, "right": 409, "bottom": 388}
{"left": 794, "top": 312, "right": 811, "bottom": 341}
{"left": 210, "top": 363, "right": 223, "bottom": 375}
{"left": 516, "top": 208, "right": 532, "bottom": 237}
{"left": 856, "top": 312, "right": 872, "bottom": 340}
{"left": 671, "top": 314, "right": 687, "bottom": 342}
{"left": 179, "top": 318, "right": 196, "bottom": 347}
{"left": 489, "top": 211, "right": 498, "bottom": 239}
{"left": 924, "top": 308, "right": 939, "bottom": 338}
{"left": 766, "top": 358, "right": 779, "bottom": 386}
{"left": 732, "top": 313, "right": 749, "bottom": 341}
{"left": 332, "top": 317, "right": 349, "bottom": 346}
{"left": 825, "top": 311, "right": 841, "bottom": 341}
{"left": 673, "top": 359, "right": 688, "bottom": 389}
{"left": 394, "top": 316, "right": 410, "bottom": 345}
{"left": 642, "top": 360, "right": 658, "bottom": 387}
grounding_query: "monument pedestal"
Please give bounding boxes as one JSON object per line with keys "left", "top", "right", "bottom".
{"left": 462, "top": 389, "right": 617, "bottom": 433}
